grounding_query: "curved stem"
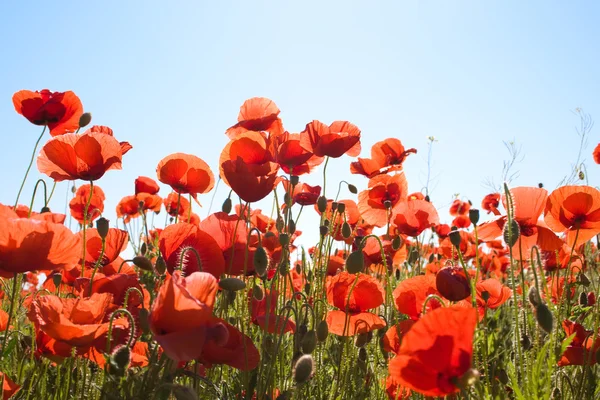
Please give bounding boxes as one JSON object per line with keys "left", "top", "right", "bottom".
{"left": 15, "top": 126, "right": 46, "bottom": 208}
{"left": 27, "top": 179, "right": 48, "bottom": 217}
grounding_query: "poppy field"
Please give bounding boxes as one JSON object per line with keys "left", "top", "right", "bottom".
{"left": 1, "top": 90, "right": 600, "bottom": 400}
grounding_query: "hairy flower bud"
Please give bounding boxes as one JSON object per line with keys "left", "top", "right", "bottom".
{"left": 293, "top": 354, "right": 315, "bottom": 384}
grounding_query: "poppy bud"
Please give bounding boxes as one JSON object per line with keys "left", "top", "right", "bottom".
{"left": 436, "top": 265, "right": 471, "bottom": 301}
{"left": 535, "top": 303, "right": 554, "bottom": 334}
{"left": 521, "top": 333, "right": 532, "bottom": 350}
{"left": 301, "top": 330, "right": 317, "bottom": 354}
{"left": 319, "top": 225, "right": 329, "bottom": 237}
{"left": 71, "top": 184, "right": 77, "bottom": 194}
{"left": 341, "top": 222, "right": 352, "bottom": 239}
{"left": 109, "top": 345, "right": 131, "bottom": 376}
{"left": 172, "top": 385, "right": 199, "bottom": 400}
{"left": 527, "top": 286, "right": 541, "bottom": 307}
{"left": 347, "top": 184, "right": 358, "bottom": 194}
{"left": 293, "top": 354, "right": 315, "bottom": 384}
{"left": 132, "top": 256, "right": 154, "bottom": 272}
{"left": 155, "top": 255, "right": 167, "bottom": 275}
{"left": 358, "top": 347, "right": 367, "bottom": 362}
{"left": 323, "top": 219, "right": 330, "bottom": 227}
{"left": 78, "top": 112, "right": 92, "bottom": 128}
{"left": 395, "top": 269, "right": 400, "bottom": 280}
{"left": 298, "top": 323, "right": 308, "bottom": 337}
{"left": 316, "top": 320, "right": 329, "bottom": 342}
{"left": 289, "top": 175, "right": 299, "bottom": 186}
{"left": 317, "top": 196, "right": 327, "bottom": 213}
{"left": 383, "top": 200, "right": 392, "bottom": 209}
{"left": 253, "top": 246, "right": 268, "bottom": 277}
{"left": 283, "top": 193, "right": 291, "bottom": 205}
{"left": 52, "top": 273, "right": 62, "bottom": 288}
{"left": 140, "top": 242, "right": 147, "bottom": 256}
{"left": 96, "top": 217, "right": 110, "bottom": 239}
{"left": 219, "top": 277, "right": 246, "bottom": 292}
{"left": 448, "top": 230, "right": 462, "bottom": 248}
{"left": 252, "top": 284, "right": 264, "bottom": 301}
{"left": 579, "top": 171, "right": 585, "bottom": 180}
{"left": 288, "top": 219, "right": 296, "bottom": 235}
{"left": 391, "top": 236, "right": 402, "bottom": 250}
{"left": 138, "top": 308, "right": 150, "bottom": 335}
{"left": 279, "top": 261, "right": 289, "bottom": 276}
{"left": 579, "top": 291, "right": 588, "bottom": 306}
{"left": 538, "top": 183, "right": 544, "bottom": 188}
{"left": 276, "top": 216, "right": 285, "bottom": 232}
{"left": 425, "top": 195, "right": 430, "bottom": 202}
{"left": 304, "top": 283, "right": 310, "bottom": 294}
{"left": 579, "top": 273, "right": 591, "bottom": 287}
{"left": 354, "top": 333, "right": 369, "bottom": 348}
{"left": 40, "top": 206, "right": 50, "bottom": 213}
{"left": 279, "top": 233, "right": 290, "bottom": 246}
{"left": 331, "top": 202, "right": 338, "bottom": 212}
{"left": 469, "top": 209, "right": 480, "bottom": 226}
{"left": 345, "top": 250, "right": 364, "bottom": 274}
{"left": 221, "top": 197, "right": 232, "bottom": 214}
{"left": 503, "top": 219, "right": 520, "bottom": 247}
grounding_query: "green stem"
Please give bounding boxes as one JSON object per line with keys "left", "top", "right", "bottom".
{"left": 0, "top": 273, "right": 19, "bottom": 360}
{"left": 15, "top": 126, "right": 47, "bottom": 208}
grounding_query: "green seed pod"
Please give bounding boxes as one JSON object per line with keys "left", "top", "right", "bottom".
{"left": 288, "top": 219, "right": 296, "bottom": 235}
{"left": 283, "top": 192, "right": 292, "bottom": 206}
{"left": 293, "top": 354, "right": 315, "bottom": 384}
{"left": 79, "top": 112, "right": 92, "bottom": 128}
{"left": 155, "top": 255, "right": 167, "bottom": 275}
{"left": 52, "top": 273, "right": 62, "bottom": 288}
{"left": 279, "top": 233, "right": 290, "bottom": 246}
{"left": 331, "top": 202, "right": 338, "bottom": 212}
{"left": 383, "top": 200, "right": 392, "bottom": 209}
{"left": 345, "top": 250, "right": 364, "bottom": 274}
{"left": 342, "top": 222, "right": 352, "bottom": 239}
{"left": 219, "top": 277, "right": 246, "bottom": 292}
{"left": 449, "top": 229, "right": 462, "bottom": 248}
{"left": 96, "top": 217, "right": 110, "bottom": 239}
{"left": 132, "top": 256, "right": 154, "bottom": 272}
{"left": 279, "top": 261, "right": 290, "bottom": 276}
{"left": 527, "top": 286, "right": 541, "bottom": 307}
{"left": 301, "top": 330, "right": 317, "bottom": 354}
{"left": 317, "top": 196, "right": 328, "bottom": 213}
{"left": 316, "top": 320, "right": 329, "bottom": 342}
{"left": 347, "top": 184, "right": 358, "bottom": 194}
{"left": 304, "top": 283, "right": 310, "bottom": 294}
{"left": 503, "top": 219, "right": 520, "bottom": 247}
{"left": 535, "top": 303, "right": 554, "bottom": 334}
{"left": 579, "top": 171, "right": 585, "bottom": 180}
{"left": 391, "top": 235, "right": 402, "bottom": 250}
{"left": 469, "top": 209, "right": 480, "bottom": 226}
{"left": 221, "top": 197, "right": 232, "bottom": 214}
{"left": 579, "top": 291, "right": 588, "bottom": 306}
{"left": 355, "top": 333, "right": 369, "bottom": 348}
{"left": 253, "top": 246, "right": 268, "bottom": 277}
{"left": 337, "top": 202, "right": 346, "bottom": 214}
{"left": 319, "top": 225, "right": 329, "bottom": 237}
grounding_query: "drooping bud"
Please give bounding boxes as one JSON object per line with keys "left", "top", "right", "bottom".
{"left": 221, "top": 197, "right": 232, "bottom": 214}
{"left": 252, "top": 284, "right": 264, "bottom": 301}
{"left": 140, "top": 242, "right": 147, "bottom": 256}
{"left": 155, "top": 255, "right": 167, "bottom": 275}
{"left": 132, "top": 256, "right": 154, "bottom": 271}
{"left": 579, "top": 273, "right": 591, "bottom": 287}
{"left": 358, "top": 347, "right": 367, "bottom": 362}
{"left": 219, "top": 277, "right": 246, "bottom": 292}
{"left": 253, "top": 246, "right": 268, "bottom": 277}
{"left": 527, "top": 286, "right": 541, "bottom": 307}
{"left": 354, "top": 333, "right": 369, "bottom": 348}
{"left": 316, "top": 320, "right": 329, "bottom": 342}
{"left": 469, "top": 209, "right": 480, "bottom": 226}
{"left": 301, "top": 330, "right": 317, "bottom": 354}
{"left": 293, "top": 354, "right": 315, "bottom": 384}
{"left": 503, "top": 219, "right": 520, "bottom": 247}
{"left": 109, "top": 345, "right": 131, "bottom": 376}
{"left": 317, "top": 196, "right": 327, "bottom": 213}
{"left": 96, "top": 217, "right": 110, "bottom": 239}
{"left": 535, "top": 303, "right": 554, "bottom": 334}
{"left": 341, "top": 222, "right": 352, "bottom": 239}
{"left": 288, "top": 219, "right": 296, "bottom": 235}
{"left": 345, "top": 250, "right": 364, "bottom": 274}
{"left": 347, "top": 184, "right": 358, "bottom": 194}
{"left": 391, "top": 235, "right": 402, "bottom": 250}
{"left": 78, "top": 112, "right": 92, "bottom": 128}
{"left": 276, "top": 216, "right": 285, "bottom": 232}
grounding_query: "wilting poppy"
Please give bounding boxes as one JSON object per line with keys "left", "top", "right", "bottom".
{"left": 69, "top": 184, "right": 105, "bottom": 224}
{"left": 225, "top": 97, "right": 284, "bottom": 139}
{"left": 158, "top": 223, "right": 225, "bottom": 278}
{"left": 135, "top": 176, "right": 160, "bottom": 195}
{"left": 544, "top": 185, "right": 600, "bottom": 247}
{"left": 358, "top": 173, "right": 408, "bottom": 228}
{"left": 478, "top": 187, "right": 563, "bottom": 256}
{"left": 558, "top": 320, "right": 600, "bottom": 366}
{"left": 276, "top": 132, "right": 323, "bottom": 175}
{"left": 388, "top": 305, "right": 477, "bottom": 397}
{"left": 481, "top": 193, "right": 501, "bottom": 215}
{"left": 156, "top": 153, "right": 214, "bottom": 201}
{"left": 37, "top": 129, "right": 131, "bottom": 181}
{"left": 0, "top": 215, "right": 81, "bottom": 277}
{"left": 300, "top": 120, "right": 361, "bottom": 158}
{"left": 326, "top": 271, "right": 386, "bottom": 336}
{"left": 27, "top": 293, "right": 130, "bottom": 349}
{"left": 350, "top": 138, "right": 417, "bottom": 178}
{"left": 149, "top": 271, "right": 225, "bottom": 362}
{"left": 392, "top": 199, "right": 439, "bottom": 237}
{"left": 393, "top": 274, "right": 444, "bottom": 320}
{"left": 13, "top": 89, "right": 83, "bottom": 136}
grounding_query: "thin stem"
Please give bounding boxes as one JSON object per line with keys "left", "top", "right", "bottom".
{"left": 15, "top": 126, "right": 47, "bottom": 208}
{"left": 0, "top": 273, "right": 19, "bottom": 360}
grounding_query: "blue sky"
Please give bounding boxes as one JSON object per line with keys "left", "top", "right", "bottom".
{"left": 1, "top": 1, "right": 598, "bottom": 246}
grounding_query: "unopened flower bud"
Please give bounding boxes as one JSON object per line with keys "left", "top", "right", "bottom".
{"left": 155, "top": 255, "right": 167, "bottom": 275}
{"left": 132, "top": 256, "right": 153, "bottom": 271}
{"left": 503, "top": 219, "right": 520, "bottom": 247}
{"left": 337, "top": 202, "right": 346, "bottom": 214}
{"left": 219, "top": 277, "right": 246, "bottom": 292}
{"left": 288, "top": 219, "right": 296, "bottom": 235}
{"left": 392, "top": 235, "right": 402, "bottom": 250}
{"left": 301, "top": 330, "right": 317, "bottom": 354}
{"left": 316, "top": 320, "right": 329, "bottom": 342}
{"left": 109, "top": 345, "right": 131, "bottom": 376}
{"left": 78, "top": 112, "right": 92, "bottom": 128}
{"left": 317, "top": 196, "right": 327, "bottom": 213}
{"left": 579, "top": 291, "right": 588, "bottom": 306}
{"left": 290, "top": 175, "right": 299, "bottom": 186}
{"left": 528, "top": 286, "right": 541, "bottom": 307}
{"left": 252, "top": 284, "right": 264, "bottom": 301}
{"left": 221, "top": 197, "right": 232, "bottom": 214}
{"left": 449, "top": 230, "right": 462, "bottom": 248}
{"left": 469, "top": 209, "right": 480, "bottom": 226}
{"left": 345, "top": 250, "right": 364, "bottom": 274}
{"left": 347, "top": 184, "right": 358, "bottom": 194}
{"left": 535, "top": 303, "right": 554, "bottom": 334}
{"left": 96, "top": 217, "right": 110, "bottom": 239}
{"left": 293, "top": 354, "right": 315, "bottom": 384}
{"left": 341, "top": 222, "right": 352, "bottom": 239}
{"left": 253, "top": 246, "right": 268, "bottom": 277}
{"left": 279, "top": 233, "right": 290, "bottom": 246}
{"left": 319, "top": 225, "right": 329, "bottom": 237}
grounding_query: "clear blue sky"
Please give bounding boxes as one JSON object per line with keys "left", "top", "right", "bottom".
{"left": 1, "top": 1, "right": 599, "bottom": 244}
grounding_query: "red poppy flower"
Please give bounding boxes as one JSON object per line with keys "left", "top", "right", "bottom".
{"left": 393, "top": 275, "right": 444, "bottom": 320}
{"left": 316, "top": 199, "right": 361, "bottom": 242}
{"left": 81, "top": 227, "right": 128, "bottom": 268}
{"left": 13, "top": 89, "right": 83, "bottom": 136}
{"left": 76, "top": 273, "right": 145, "bottom": 309}
{"left": 351, "top": 138, "right": 417, "bottom": 178}
{"left": 135, "top": 176, "right": 160, "bottom": 195}
{"left": 452, "top": 214, "right": 471, "bottom": 229}
{"left": 163, "top": 192, "right": 196, "bottom": 222}
{"left": 11, "top": 204, "right": 66, "bottom": 224}
{"left": 593, "top": 143, "right": 600, "bottom": 164}
{"left": 85, "top": 126, "right": 133, "bottom": 155}
{"left": 0, "top": 372, "right": 20, "bottom": 399}
{"left": 300, "top": 120, "right": 361, "bottom": 158}
{"left": 158, "top": 223, "right": 225, "bottom": 278}
{"left": 37, "top": 129, "right": 131, "bottom": 181}
{"left": 149, "top": 271, "right": 225, "bottom": 362}
{"left": 478, "top": 187, "right": 563, "bottom": 256}
{"left": 392, "top": 199, "right": 439, "bottom": 237}
{"left": 358, "top": 173, "right": 408, "bottom": 228}
{"left": 388, "top": 305, "right": 477, "bottom": 397}
{"left": 558, "top": 320, "right": 600, "bottom": 366}
{"left": 275, "top": 132, "right": 323, "bottom": 175}
{"left": 475, "top": 279, "right": 511, "bottom": 309}
{"left": 116, "top": 193, "right": 162, "bottom": 223}
{"left": 156, "top": 153, "right": 215, "bottom": 201}
{"left": 544, "top": 185, "right": 600, "bottom": 247}
{"left": 69, "top": 184, "right": 105, "bottom": 224}
{"left": 326, "top": 272, "right": 386, "bottom": 336}
{"left": 27, "top": 293, "right": 130, "bottom": 349}
{"left": 200, "top": 212, "right": 258, "bottom": 276}
{"left": 225, "top": 97, "right": 284, "bottom": 139}
{"left": 0, "top": 216, "right": 81, "bottom": 277}
{"left": 481, "top": 193, "right": 501, "bottom": 215}
{"left": 249, "top": 289, "right": 296, "bottom": 334}
{"left": 382, "top": 320, "right": 415, "bottom": 355}
{"left": 281, "top": 180, "right": 321, "bottom": 207}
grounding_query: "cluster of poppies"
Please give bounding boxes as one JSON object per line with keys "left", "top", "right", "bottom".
{"left": 1, "top": 89, "right": 599, "bottom": 399}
